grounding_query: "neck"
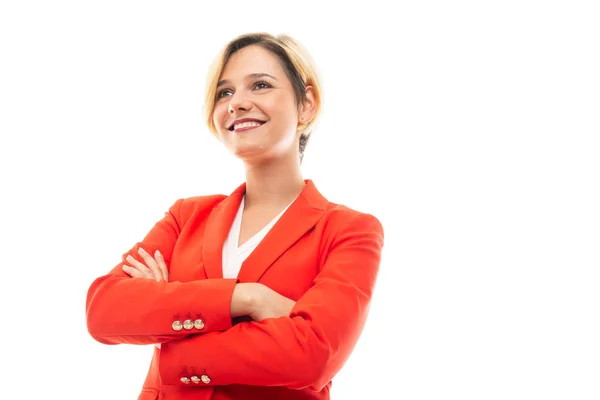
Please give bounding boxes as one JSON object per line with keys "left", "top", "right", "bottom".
{"left": 243, "top": 154, "right": 305, "bottom": 209}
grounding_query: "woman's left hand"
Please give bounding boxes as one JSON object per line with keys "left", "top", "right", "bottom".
{"left": 244, "top": 283, "right": 296, "bottom": 322}
{"left": 122, "top": 247, "right": 169, "bottom": 281}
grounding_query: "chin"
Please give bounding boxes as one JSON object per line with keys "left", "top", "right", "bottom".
{"left": 230, "top": 144, "right": 267, "bottom": 160}
{"left": 235, "top": 146, "right": 284, "bottom": 165}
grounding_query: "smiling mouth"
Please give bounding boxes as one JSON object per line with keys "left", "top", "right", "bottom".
{"left": 229, "top": 121, "right": 266, "bottom": 132}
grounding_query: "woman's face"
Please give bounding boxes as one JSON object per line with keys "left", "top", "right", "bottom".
{"left": 212, "top": 45, "right": 302, "bottom": 163}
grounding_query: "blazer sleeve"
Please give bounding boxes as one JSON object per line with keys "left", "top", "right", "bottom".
{"left": 158, "top": 212, "right": 384, "bottom": 390}
{"left": 85, "top": 198, "right": 238, "bottom": 346}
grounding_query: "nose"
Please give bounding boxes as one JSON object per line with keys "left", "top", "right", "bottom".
{"left": 228, "top": 92, "right": 252, "bottom": 114}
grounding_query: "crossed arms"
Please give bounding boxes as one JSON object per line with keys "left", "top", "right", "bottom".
{"left": 86, "top": 198, "right": 384, "bottom": 390}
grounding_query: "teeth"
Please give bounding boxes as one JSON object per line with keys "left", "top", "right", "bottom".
{"left": 234, "top": 121, "right": 262, "bottom": 130}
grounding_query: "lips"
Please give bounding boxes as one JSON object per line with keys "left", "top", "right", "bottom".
{"left": 227, "top": 118, "right": 266, "bottom": 131}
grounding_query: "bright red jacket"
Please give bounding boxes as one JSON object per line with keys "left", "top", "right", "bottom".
{"left": 86, "top": 180, "right": 384, "bottom": 399}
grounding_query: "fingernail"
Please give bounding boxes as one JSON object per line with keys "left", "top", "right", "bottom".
{"left": 126, "top": 255, "right": 133, "bottom": 261}
{"left": 138, "top": 247, "right": 146, "bottom": 254}
{"left": 155, "top": 250, "right": 161, "bottom": 257}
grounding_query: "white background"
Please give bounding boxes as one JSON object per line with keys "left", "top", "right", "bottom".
{"left": 1, "top": 1, "right": 599, "bottom": 399}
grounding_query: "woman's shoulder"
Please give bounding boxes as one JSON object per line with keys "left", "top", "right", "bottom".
{"left": 165, "top": 193, "right": 228, "bottom": 224}
{"left": 181, "top": 193, "right": 228, "bottom": 207}
{"left": 320, "top": 201, "right": 384, "bottom": 240}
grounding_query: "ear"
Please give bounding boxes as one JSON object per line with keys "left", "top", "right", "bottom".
{"left": 298, "top": 86, "right": 317, "bottom": 124}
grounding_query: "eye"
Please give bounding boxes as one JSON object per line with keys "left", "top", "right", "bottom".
{"left": 216, "top": 88, "right": 233, "bottom": 99}
{"left": 253, "top": 81, "right": 272, "bottom": 90}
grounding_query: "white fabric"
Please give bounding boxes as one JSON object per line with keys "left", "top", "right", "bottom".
{"left": 222, "top": 195, "right": 295, "bottom": 279}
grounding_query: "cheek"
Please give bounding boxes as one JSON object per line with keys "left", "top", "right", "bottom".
{"left": 213, "top": 104, "right": 228, "bottom": 131}
{"left": 263, "top": 98, "right": 296, "bottom": 125}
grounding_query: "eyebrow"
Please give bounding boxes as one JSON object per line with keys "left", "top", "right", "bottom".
{"left": 217, "top": 73, "right": 278, "bottom": 88}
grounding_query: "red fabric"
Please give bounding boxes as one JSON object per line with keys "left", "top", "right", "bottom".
{"left": 86, "top": 180, "right": 384, "bottom": 400}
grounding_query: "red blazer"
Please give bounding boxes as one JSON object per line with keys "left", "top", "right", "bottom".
{"left": 86, "top": 180, "right": 384, "bottom": 400}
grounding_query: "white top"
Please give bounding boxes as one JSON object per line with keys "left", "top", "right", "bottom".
{"left": 222, "top": 195, "right": 295, "bottom": 279}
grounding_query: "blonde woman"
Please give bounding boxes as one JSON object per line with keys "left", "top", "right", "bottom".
{"left": 86, "top": 32, "right": 384, "bottom": 400}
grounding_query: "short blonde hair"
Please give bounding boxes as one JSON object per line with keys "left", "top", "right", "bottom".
{"left": 203, "top": 33, "right": 323, "bottom": 161}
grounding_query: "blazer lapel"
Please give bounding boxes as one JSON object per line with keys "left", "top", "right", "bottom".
{"left": 202, "top": 183, "right": 245, "bottom": 279}
{"left": 237, "top": 180, "right": 329, "bottom": 283}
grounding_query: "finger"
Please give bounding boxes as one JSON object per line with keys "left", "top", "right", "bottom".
{"left": 154, "top": 250, "right": 169, "bottom": 282}
{"left": 125, "top": 254, "right": 150, "bottom": 271}
{"left": 282, "top": 298, "right": 296, "bottom": 317}
{"left": 123, "top": 264, "right": 150, "bottom": 279}
{"left": 125, "top": 254, "right": 153, "bottom": 277}
{"left": 137, "top": 247, "right": 162, "bottom": 281}
{"left": 138, "top": 247, "right": 162, "bottom": 281}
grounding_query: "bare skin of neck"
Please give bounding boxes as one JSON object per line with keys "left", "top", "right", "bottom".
{"left": 237, "top": 150, "right": 305, "bottom": 247}
{"left": 243, "top": 151, "right": 305, "bottom": 210}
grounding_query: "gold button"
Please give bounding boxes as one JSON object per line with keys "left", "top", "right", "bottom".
{"left": 180, "top": 376, "right": 190, "bottom": 384}
{"left": 172, "top": 321, "right": 183, "bottom": 331}
{"left": 190, "top": 375, "right": 201, "bottom": 384}
{"left": 183, "top": 319, "right": 194, "bottom": 330}
{"left": 194, "top": 319, "right": 205, "bottom": 330}
{"left": 200, "top": 374, "right": 211, "bottom": 384}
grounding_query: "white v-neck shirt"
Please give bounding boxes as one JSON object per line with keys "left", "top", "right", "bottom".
{"left": 222, "top": 195, "right": 295, "bottom": 279}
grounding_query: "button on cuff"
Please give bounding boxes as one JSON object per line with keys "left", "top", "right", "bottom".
{"left": 172, "top": 321, "right": 183, "bottom": 331}
{"left": 194, "top": 319, "right": 205, "bottom": 330}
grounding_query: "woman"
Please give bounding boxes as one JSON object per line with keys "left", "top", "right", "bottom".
{"left": 86, "top": 32, "right": 384, "bottom": 400}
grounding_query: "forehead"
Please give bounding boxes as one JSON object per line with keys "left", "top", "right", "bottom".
{"left": 220, "top": 45, "right": 286, "bottom": 81}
